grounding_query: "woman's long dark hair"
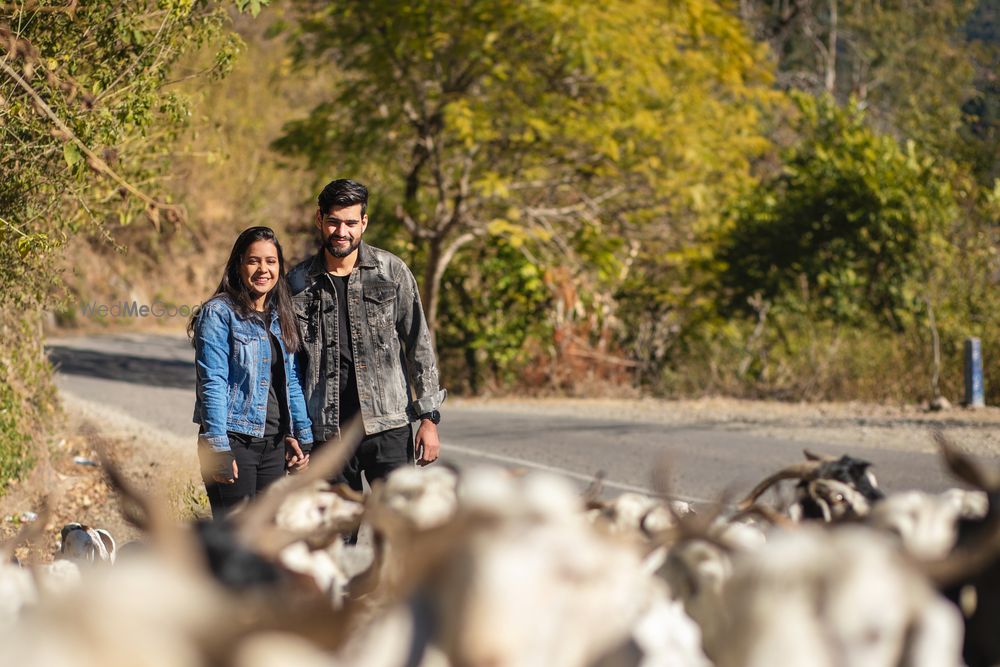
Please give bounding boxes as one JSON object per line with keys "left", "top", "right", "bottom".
{"left": 188, "top": 226, "right": 300, "bottom": 352}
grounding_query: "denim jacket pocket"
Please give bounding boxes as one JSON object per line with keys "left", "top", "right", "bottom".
{"left": 229, "top": 328, "right": 257, "bottom": 418}
{"left": 231, "top": 328, "right": 257, "bottom": 365}
{"left": 363, "top": 282, "right": 396, "bottom": 330}
{"left": 293, "top": 298, "right": 318, "bottom": 343}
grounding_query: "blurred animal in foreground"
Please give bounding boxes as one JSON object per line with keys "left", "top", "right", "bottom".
{"left": 0, "top": 432, "right": 998, "bottom": 667}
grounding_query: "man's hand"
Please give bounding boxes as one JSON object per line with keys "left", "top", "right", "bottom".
{"left": 415, "top": 420, "right": 440, "bottom": 466}
{"left": 285, "top": 436, "right": 310, "bottom": 473}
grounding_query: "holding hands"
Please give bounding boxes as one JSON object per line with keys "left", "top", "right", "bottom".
{"left": 285, "top": 436, "right": 310, "bottom": 472}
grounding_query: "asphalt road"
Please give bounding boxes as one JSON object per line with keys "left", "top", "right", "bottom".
{"left": 48, "top": 332, "right": 966, "bottom": 505}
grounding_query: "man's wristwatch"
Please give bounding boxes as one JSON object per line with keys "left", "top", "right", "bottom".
{"left": 419, "top": 409, "right": 441, "bottom": 425}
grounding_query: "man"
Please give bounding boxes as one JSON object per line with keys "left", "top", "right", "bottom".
{"left": 288, "top": 179, "right": 445, "bottom": 489}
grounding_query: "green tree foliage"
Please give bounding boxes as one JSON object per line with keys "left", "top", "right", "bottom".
{"left": 0, "top": 0, "right": 253, "bottom": 492}
{"left": 274, "top": 0, "right": 776, "bottom": 359}
{"left": 716, "top": 94, "right": 959, "bottom": 330}
{"left": 640, "top": 93, "right": 1000, "bottom": 404}
{"left": 436, "top": 236, "right": 551, "bottom": 393}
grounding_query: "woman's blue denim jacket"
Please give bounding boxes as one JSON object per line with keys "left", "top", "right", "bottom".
{"left": 192, "top": 295, "right": 314, "bottom": 453}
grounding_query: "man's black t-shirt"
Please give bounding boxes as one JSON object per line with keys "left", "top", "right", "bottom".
{"left": 330, "top": 274, "right": 361, "bottom": 425}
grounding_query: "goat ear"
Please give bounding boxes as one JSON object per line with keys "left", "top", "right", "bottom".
{"left": 60, "top": 523, "right": 83, "bottom": 544}
{"left": 95, "top": 529, "right": 117, "bottom": 563}
{"left": 803, "top": 449, "right": 824, "bottom": 461}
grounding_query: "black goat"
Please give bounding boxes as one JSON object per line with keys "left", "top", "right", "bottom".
{"left": 931, "top": 433, "right": 1000, "bottom": 667}
{"left": 739, "top": 450, "right": 884, "bottom": 521}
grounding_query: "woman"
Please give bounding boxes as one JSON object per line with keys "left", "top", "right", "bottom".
{"left": 190, "top": 226, "right": 313, "bottom": 517}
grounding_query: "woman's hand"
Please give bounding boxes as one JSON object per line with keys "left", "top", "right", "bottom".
{"left": 212, "top": 455, "right": 238, "bottom": 484}
{"left": 285, "top": 436, "right": 310, "bottom": 473}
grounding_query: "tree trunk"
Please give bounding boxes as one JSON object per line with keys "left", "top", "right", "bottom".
{"left": 825, "top": 0, "right": 838, "bottom": 93}
{"left": 420, "top": 231, "right": 479, "bottom": 344}
{"left": 422, "top": 238, "right": 443, "bottom": 342}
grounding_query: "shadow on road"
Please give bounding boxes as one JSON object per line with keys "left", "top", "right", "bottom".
{"left": 47, "top": 345, "right": 195, "bottom": 390}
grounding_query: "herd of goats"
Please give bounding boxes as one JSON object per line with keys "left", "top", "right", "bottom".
{"left": 1, "top": 426, "right": 999, "bottom": 667}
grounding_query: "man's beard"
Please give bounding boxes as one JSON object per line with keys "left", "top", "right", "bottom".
{"left": 324, "top": 234, "right": 360, "bottom": 258}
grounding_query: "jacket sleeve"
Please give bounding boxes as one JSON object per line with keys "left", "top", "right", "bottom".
{"left": 194, "top": 303, "right": 232, "bottom": 453}
{"left": 395, "top": 262, "right": 447, "bottom": 418}
{"left": 285, "top": 348, "right": 314, "bottom": 449}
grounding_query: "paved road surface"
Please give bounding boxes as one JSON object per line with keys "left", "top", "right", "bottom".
{"left": 49, "top": 333, "right": 966, "bottom": 505}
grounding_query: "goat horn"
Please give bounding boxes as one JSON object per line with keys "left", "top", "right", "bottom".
{"left": 934, "top": 430, "right": 1000, "bottom": 492}
{"left": 729, "top": 502, "right": 797, "bottom": 530}
{"left": 97, "top": 444, "right": 204, "bottom": 571}
{"left": 737, "top": 460, "right": 824, "bottom": 511}
{"left": 582, "top": 470, "right": 606, "bottom": 506}
{"left": 237, "top": 416, "right": 365, "bottom": 544}
{"left": 330, "top": 483, "right": 365, "bottom": 504}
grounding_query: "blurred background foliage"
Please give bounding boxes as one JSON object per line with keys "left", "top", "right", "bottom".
{"left": 1, "top": 0, "right": 999, "bottom": 489}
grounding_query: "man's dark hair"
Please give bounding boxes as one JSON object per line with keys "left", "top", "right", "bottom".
{"left": 318, "top": 178, "right": 368, "bottom": 216}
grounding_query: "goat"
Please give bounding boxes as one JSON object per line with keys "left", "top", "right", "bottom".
{"left": 586, "top": 491, "right": 694, "bottom": 539}
{"left": 59, "top": 523, "right": 116, "bottom": 565}
{"left": 867, "top": 490, "right": 965, "bottom": 559}
{"left": 739, "top": 450, "right": 884, "bottom": 521}
{"left": 926, "top": 433, "right": 1000, "bottom": 667}
{"left": 378, "top": 466, "right": 713, "bottom": 667}
{"left": 379, "top": 465, "right": 458, "bottom": 530}
{"left": 714, "top": 524, "right": 964, "bottom": 667}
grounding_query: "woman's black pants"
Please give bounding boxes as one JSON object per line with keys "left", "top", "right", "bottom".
{"left": 200, "top": 432, "right": 285, "bottom": 518}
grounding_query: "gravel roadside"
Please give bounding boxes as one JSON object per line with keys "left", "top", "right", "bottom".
{"left": 0, "top": 393, "right": 205, "bottom": 562}
{"left": 447, "top": 396, "right": 1000, "bottom": 458}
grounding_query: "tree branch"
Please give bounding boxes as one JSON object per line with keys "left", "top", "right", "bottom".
{"left": 432, "top": 231, "right": 479, "bottom": 292}
{"left": 0, "top": 57, "right": 180, "bottom": 230}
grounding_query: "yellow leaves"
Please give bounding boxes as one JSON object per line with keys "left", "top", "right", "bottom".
{"left": 598, "top": 134, "right": 621, "bottom": 162}
{"left": 162, "top": 0, "right": 196, "bottom": 18}
{"left": 474, "top": 172, "right": 511, "bottom": 199}
{"left": 525, "top": 116, "right": 554, "bottom": 141}
{"left": 488, "top": 214, "right": 552, "bottom": 250}
{"left": 447, "top": 100, "right": 476, "bottom": 146}
{"left": 430, "top": 31, "right": 453, "bottom": 51}
{"left": 686, "top": 0, "right": 705, "bottom": 41}
{"left": 487, "top": 219, "right": 528, "bottom": 248}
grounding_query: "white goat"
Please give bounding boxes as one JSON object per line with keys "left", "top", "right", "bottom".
{"left": 414, "top": 467, "right": 711, "bottom": 667}
{"left": 59, "top": 523, "right": 116, "bottom": 564}
{"left": 714, "top": 525, "right": 964, "bottom": 667}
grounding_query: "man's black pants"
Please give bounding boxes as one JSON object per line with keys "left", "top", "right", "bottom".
{"left": 322, "top": 423, "right": 414, "bottom": 491}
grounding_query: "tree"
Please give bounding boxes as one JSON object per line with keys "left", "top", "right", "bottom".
{"left": 739, "top": 0, "right": 981, "bottom": 150}
{"left": 0, "top": 0, "right": 253, "bottom": 490}
{"left": 275, "top": 0, "right": 776, "bottom": 343}
{"left": 716, "top": 94, "right": 959, "bottom": 331}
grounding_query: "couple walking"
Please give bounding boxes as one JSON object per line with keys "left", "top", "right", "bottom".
{"left": 191, "top": 179, "right": 446, "bottom": 517}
